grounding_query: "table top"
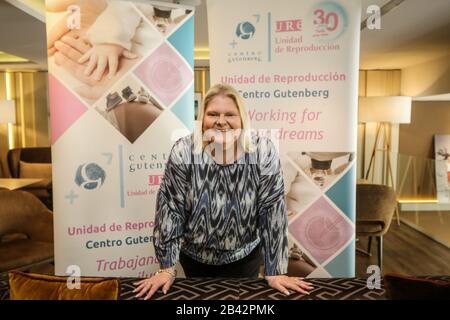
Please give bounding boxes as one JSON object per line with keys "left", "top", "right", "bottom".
{"left": 0, "top": 178, "right": 46, "bottom": 191}
{"left": 119, "top": 277, "right": 387, "bottom": 300}
{"left": 0, "top": 277, "right": 388, "bottom": 300}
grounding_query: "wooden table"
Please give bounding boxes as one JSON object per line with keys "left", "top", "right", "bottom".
{"left": 0, "top": 178, "right": 45, "bottom": 191}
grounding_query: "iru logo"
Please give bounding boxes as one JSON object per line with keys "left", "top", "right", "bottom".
{"left": 75, "top": 163, "right": 106, "bottom": 190}
{"left": 235, "top": 21, "right": 256, "bottom": 40}
{"left": 276, "top": 19, "right": 302, "bottom": 33}
{"left": 148, "top": 175, "right": 164, "bottom": 186}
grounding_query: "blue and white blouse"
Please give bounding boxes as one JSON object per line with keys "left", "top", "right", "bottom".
{"left": 153, "top": 134, "right": 288, "bottom": 276}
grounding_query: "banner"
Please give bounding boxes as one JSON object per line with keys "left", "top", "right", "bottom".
{"left": 208, "top": 0, "right": 360, "bottom": 277}
{"left": 46, "top": 0, "right": 195, "bottom": 276}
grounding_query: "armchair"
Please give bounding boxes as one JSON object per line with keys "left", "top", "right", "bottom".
{"left": 6, "top": 147, "right": 52, "bottom": 209}
{"left": 0, "top": 190, "right": 54, "bottom": 274}
{"left": 356, "top": 184, "right": 398, "bottom": 271}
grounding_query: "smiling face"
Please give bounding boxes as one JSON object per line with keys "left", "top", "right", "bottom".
{"left": 202, "top": 94, "right": 242, "bottom": 145}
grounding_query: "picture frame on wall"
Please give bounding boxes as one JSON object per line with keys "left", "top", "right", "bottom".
{"left": 434, "top": 135, "right": 450, "bottom": 203}
{"left": 194, "top": 92, "right": 202, "bottom": 120}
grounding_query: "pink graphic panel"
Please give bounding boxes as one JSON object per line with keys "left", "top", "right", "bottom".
{"left": 134, "top": 43, "right": 192, "bottom": 107}
{"left": 289, "top": 197, "right": 353, "bottom": 264}
{"left": 48, "top": 75, "right": 87, "bottom": 144}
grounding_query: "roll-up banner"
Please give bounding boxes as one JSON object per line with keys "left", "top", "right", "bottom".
{"left": 208, "top": 0, "right": 360, "bottom": 277}
{"left": 46, "top": 0, "right": 195, "bottom": 277}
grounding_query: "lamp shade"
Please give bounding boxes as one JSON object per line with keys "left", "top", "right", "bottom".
{"left": 0, "top": 100, "right": 16, "bottom": 124}
{"left": 358, "top": 96, "right": 411, "bottom": 124}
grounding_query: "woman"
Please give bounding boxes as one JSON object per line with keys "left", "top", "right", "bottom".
{"left": 133, "top": 84, "right": 313, "bottom": 299}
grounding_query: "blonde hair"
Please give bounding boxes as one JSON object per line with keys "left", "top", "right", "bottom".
{"left": 193, "top": 84, "right": 254, "bottom": 154}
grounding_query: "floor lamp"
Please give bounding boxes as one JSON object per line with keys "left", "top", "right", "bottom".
{"left": 0, "top": 100, "right": 16, "bottom": 177}
{"left": 358, "top": 96, "right": 412, "bottom": 225}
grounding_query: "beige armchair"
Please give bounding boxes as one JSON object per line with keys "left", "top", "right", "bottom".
{"left": 6, "top": 147, "right": 52, "bottom": 209}
{"left": 0, "top": 190, "right": 54, "bottom": 273}
{"left": 356, "top": 184, "right": 398, "bottom": 271}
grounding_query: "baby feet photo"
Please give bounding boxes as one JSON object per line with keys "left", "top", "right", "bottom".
{"left": 138, "top": 87, "right": 150, "bottom": 104}
{"left": 122, "top": 86, "right": 137, "bottom": 102}
{"left": 106, "top": 91, "right": 123, "bottom": 111}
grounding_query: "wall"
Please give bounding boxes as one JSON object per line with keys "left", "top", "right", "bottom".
{"left": 398, "top": 101, "right": 450, "bottom": 200}
{"left": 194, "top": 67, "right": 210, "bottom": 97}
{"left": 398, "top": 54, "right": 450, "bottom": 201}
{"left": 401, "top": 54, "right": 450, "bottom": 97}
{"left": 0, "top": 71, "right": 49, "bottom": 177}
{"left": 357, "top": 70, "right": 402, "bottom": 186}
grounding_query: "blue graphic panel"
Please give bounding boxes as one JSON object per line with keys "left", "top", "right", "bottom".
{"left": 326, "top": 164, "right": 356, "bottom": 221}
{"left": 171, "top": 84, "right": 195, "bottom": 131}
{"left": 168, "top": 16, "right": 194, "bottom": 68}
{"left": 324, "top": 240, "right": 355, "bottom": 277}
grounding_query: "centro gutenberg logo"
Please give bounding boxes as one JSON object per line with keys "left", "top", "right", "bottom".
{"left": 75, "top": 163, "right": 106, "bottom": 190}
{"left": 235, "top": 21, "right": 256, "bottom": 40}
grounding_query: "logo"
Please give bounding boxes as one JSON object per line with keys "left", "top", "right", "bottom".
{"left": 148, "top": 175, "right": 164, "bottom": 186}
{"left": 275, "top": 19, "right": 302, "bottom": 33}
{"left": 75, "top": 163, "right": 106, "bottom": 190}
{"left": 235, "top": 21, "right": 256, "bottom": 40}
{"left": 310, "top": 1, "right": 348, "bottom": 41}
{"left": 66, "top": 265, "right": 81, "bottom": 290}
{"left": 305, "top": 216, "right": 341, "bottom": 250}
{"left": 228, "top": 15, "right": 263, "bottom": 63}
{"left": 366, "top": 265, "right": 381, "bottom": 290}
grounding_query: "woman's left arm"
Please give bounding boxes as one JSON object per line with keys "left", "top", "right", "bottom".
{"left": 257, "top": 144, "right": 288, "bottom": 276}
{"left": 257, "top": 138, "right": 314, "bottom": 295}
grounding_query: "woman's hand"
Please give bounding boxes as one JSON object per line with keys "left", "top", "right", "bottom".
{"left": 265, "top": 275, "right": 314, "bottom": 296}
{"left": 133, "top": 270, "right": 175, "bottom": 300}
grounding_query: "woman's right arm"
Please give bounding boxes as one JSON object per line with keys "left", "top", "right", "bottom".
{"left": 134, "top": 138, "right": 191, "bottom": 299}
{"left": 153, "top": 139, "right": 190, "bottom": 269}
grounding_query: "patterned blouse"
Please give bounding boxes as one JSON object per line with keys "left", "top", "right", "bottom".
{"left": 153, "top": 134, "right": 288, "bottom": 276}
